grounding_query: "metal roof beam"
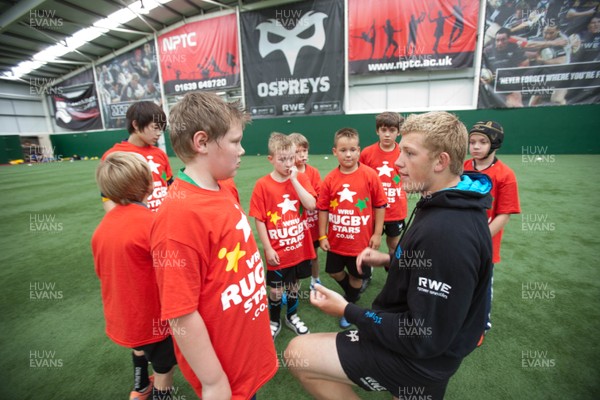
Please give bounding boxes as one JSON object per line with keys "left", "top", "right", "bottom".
{"left": 0, "top": 0, "right": 49, "bottom": 33}
{"left": 199, "top": 0, "right": 234, "bottom": 9}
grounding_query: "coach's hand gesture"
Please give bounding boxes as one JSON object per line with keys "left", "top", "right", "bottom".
{"left": 356, "top": 247, "right": 391, "bottom": 275}
{"left": 310, "top": 284, "right": 348, "bottom": 317}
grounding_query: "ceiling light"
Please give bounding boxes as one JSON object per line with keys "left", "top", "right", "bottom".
{"left": 3, "top": 0, "right": 172, "bottom": 80}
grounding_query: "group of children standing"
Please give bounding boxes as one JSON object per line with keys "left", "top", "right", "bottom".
{"left": 90, "top": 92, "right": 519, "bottom": 400}
{"left": 250, "top": 113, "right": 410, "bottom": 335}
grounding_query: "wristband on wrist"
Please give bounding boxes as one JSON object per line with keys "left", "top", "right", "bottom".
{"left": 318, "top": 235, "right": 328, "bottom": 241}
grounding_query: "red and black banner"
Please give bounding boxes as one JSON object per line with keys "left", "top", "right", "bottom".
{"left": 50, "top": 69, "right": 102, "bottom": 131}
{"left": 240, "top": 0, "right": 344, "bottom": 118}
{"left": 158, "top": 13, "right": 240, "bottom": 96}
{"left": 348, "top": 0, "right": 479, "bottom": 75}
{"left": 96, "top": 42, "right": 161, "bottom": 128}
{"left": 478, "top": 0, "right": 600, "bottom": 108}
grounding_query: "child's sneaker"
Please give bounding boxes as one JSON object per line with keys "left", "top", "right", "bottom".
{"left": 339, "top": 316, "right": 352, "bottom": 329}
{"left": 285, "top": 314, "right": 310, "bottom": 335}
{"left": 130, "top": 376, "right": 154, "bottom": 400}
{"left": 270, "top": 320, "right": 282, "bottom": 339}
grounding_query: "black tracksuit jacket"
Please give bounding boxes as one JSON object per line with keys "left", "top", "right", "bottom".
{"left": 345, "top": 172, "right": 493, "bottom": 381}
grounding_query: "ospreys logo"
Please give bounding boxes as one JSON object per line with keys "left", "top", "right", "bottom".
{"left": 256, "top": 11, "right": 327, "bottom": 75}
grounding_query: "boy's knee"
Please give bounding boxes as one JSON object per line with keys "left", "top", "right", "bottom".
{"left": 269, "top": 286, "right": 284, "bottom": 300}
{"left": 348, "top": 275, "right": 362, "bottom": 286}
{"left": 329, "top": 271, "right": 345, "bottom": 281}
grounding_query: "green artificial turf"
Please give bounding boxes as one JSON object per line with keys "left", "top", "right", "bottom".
{"left": 0, "top": 154, "right": 598, "bottom": 399}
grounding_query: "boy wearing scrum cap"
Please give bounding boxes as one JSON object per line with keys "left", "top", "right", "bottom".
{"left": 464, "top": 120, "right": 521, "bottom": 340}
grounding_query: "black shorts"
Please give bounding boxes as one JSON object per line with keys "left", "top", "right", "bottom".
{"left": 267, "top": 260, "right": 311, "bottom": 288}
{"left": 383, "top": 219, "right": 405, "bottom": 238}
{"left": 325, "top": 251, "right": 363, "bottom": 279}
{"left": 296, "top": 259, "right": 312, "bottom": 279}
{"left": 336, "top": 329, "right": 454, "bottom": 399}
{"left": 133, "top": 336, "right": 177, "bottom": 374}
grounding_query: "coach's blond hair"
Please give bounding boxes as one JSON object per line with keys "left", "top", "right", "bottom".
{"left": 96, "top": 152, "right": 152, "bottom": 205}
{"left": 168, "top": 92, "right": 250, "bottom": 162}
{"left": 268, "top": 132, "right": 293, "bottom": 156}
{"left": 400, "top": 111, "right": 467, "bottom": 175}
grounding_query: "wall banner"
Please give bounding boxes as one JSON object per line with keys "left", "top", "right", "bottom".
{"left": 158, "top": 14, "right": 240, "bottom": 96}
{"left": 50, "top": 69, "right": 102, "bottom": 131}
{"left": 348, "top": 0, "right": 479, "bottom": 75}
{"left": 240, "top": 0, "right": 344, "bottom": 118}
{"left": 96, "top": 42, "right": 161, "bottom": 128}
{"left": 479, "top": 1, "right": 600, "bottom": 108}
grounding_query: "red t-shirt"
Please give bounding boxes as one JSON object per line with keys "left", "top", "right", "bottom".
{"left": 102, "top": 142, "right": 173, "bottom": 212}
{"left": 91, "top": 203, "right": 166, "bottom": 348}
{"left": 464, "top": 158, "right": 521, "bottom": 263}
{"left": 359, "top": 142, "right": 408, "bottom": 221}
{"left": 317, "top": 164, "right": 388, "bottom": 256}
{"left": 219, "top": 178, "right": 240, "bottom": 204}
{"left": 302, "top": 164, "right": 322, "bottom": 243}
{"left": 249, "top": 173, "right": 317, "bottom": 270}
{"left": 151, "top": 175, "right": 277, "bottom": 399}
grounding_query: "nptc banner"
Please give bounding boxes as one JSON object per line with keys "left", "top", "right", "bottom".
{"left": 158, "top": 13, "right": 240, "bottom": 96}
{"left": 241, "top": 0, "right": 344, "bottom": 117}
{"left": 50, "top": 69, "right": 102, "bottom": 131}
{"left": 479, "top": 1, "right": 600, "bottom": 108}
{"left": 348, "top": 0, "right": 479, "bottom": 75}
{"left": 96, "top": 42, "right": 161, "bottom": 128}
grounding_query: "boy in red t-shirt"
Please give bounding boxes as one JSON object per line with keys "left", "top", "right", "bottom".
{"left": 151, "top": 92, "right": 277, "bottom": 400}
{"left": 289, "top": 132, "right": 323, "bottom": 290}
{"left": 91, "top": 151, "right": 177, "bottom": 400}
{"left": 464, "top": 120, "right": 521, "bottom": 336}
{"left": 359, "top": 112, "right": 408, "bottom": 292}
{"left": 250, "top": 133, "right": 317, "bottom": 338}
{"left": 101, "top": 101, "right": 173, "bottom": 212}
{"left": 318, "top": 128, "right": 387, "bottom": 328}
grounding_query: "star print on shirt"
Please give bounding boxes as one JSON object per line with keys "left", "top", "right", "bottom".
{"left": 146, "top": 155, "right": 160, "bottom": 174}
{"left": 267, "top": 211, "right": 282, "bottom": 225}
{"left": 329, "top": 198, "right": 339, "bottom": 210}
{"left": 377, "top": 161, "right": 394, "bottom": 177}
{"left": 337, "top": 184, "right": 357, "bottom": 203}
{"left": 218, "top": 242, "right": 246, "bottom": 273}
{"left": 235, "top": 204, "right": 252, "bottom": 242}
{"left": 277, "top": 194, "right": 298, "bottom": 215}
{"left": 355, "top": 197, "right": 369, "bottom": 212}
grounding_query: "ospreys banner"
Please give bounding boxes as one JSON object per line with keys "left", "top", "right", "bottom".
{"left": 479, "top": 0, "right": 600, "bottom": 108}
{"left": 50, "top": 69, "right": 102, "bottom": 131}
{"left": 348, "top": 0, "right": 479, "bottom": 75}
{"left": 158, "top": 13, "right": 240, "bottom": 95}
{"left": 241, "top": 0, "right": 344, "bottom": 117}
{"left": 96, "top": 41, "right": 161, "bottom": 128}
